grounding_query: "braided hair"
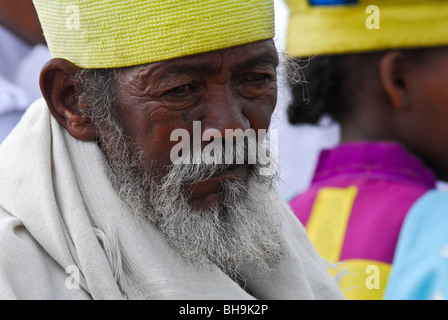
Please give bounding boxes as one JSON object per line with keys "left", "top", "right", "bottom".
{"left": 286, "top": 47, "right": 432, "bottom": 126}
{"left": 286, "top": 54, "right": 351, "bottom": 125}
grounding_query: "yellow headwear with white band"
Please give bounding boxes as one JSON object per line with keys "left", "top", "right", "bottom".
{"left": 32, "top": 0, "right": 275, "bottom": 69}
{"left": 286, "top": 0, "right": 448, "bottom": 57}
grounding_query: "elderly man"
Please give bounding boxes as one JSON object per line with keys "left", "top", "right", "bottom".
{"left": 0, "top": 0, "right": 343, "bottom": 300}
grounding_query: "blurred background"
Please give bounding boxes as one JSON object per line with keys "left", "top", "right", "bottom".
{"left": 272, "top": 0, "right": 340, "bottom": 200}
{"left": 0, "top": 0, "right": 50, "bottom": 142}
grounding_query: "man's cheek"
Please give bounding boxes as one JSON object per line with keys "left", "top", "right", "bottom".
{"left": 170, "top": 128, "right": 192, "bottom": 164}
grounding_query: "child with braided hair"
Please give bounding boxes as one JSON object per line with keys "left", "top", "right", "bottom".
{"left": 284, "top": 0, "right": 448, "bottom": 299}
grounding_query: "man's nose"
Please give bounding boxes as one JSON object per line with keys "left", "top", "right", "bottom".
{"left": 200, "top": 85, "right": 250, "bottom": 142}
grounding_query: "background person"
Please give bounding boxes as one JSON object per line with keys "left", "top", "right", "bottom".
{"left": 270, "top": 0, "right": 340, "bottom": 200}
{"left": 384, "top": 189, "right": 448, "bottom": 300}
{"left": 283, "top": 0, "right": 448, "bottom": 299}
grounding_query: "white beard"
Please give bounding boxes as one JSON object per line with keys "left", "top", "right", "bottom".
{"left": 148, "top": 166, "right": 286, "bottom": 281}
{"left": 98, "top": 118, "right": 285, "bottom": 280}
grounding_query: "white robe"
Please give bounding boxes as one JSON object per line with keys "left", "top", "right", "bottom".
{"left": 0, "top": 98, "right": 344, "bottom": 300}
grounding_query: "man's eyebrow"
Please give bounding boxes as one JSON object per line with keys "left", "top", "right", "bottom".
{"left": 163, "top": 63, "right": 217, "bottom": 76}
{"left": 133, "top": 62, "right": 215, "bottom": 83}
{"left": 158, "top": 54, "right": 279, "bottom": 77}
{"left": 124, "top": 62, "right": 207, "bottom": 88}
{"left": 232, "top": 54, "right": 280, "bottom": 71}
{"left": 132, "top": 51, "right": 280, "bottom": 82}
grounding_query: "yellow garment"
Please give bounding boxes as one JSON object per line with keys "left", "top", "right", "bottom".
{"left": 334, "top": 259, "right": 391, "bottom": 300}
{"left": 307, "top": 187, "right": 390, "bottom": 300}
{"left": 32, "top": 0, "right": 275, "bottom": 68}
{"left": 286, "top": 0, "right": 448, "bottom": 57}
{"left": 306, "top": 187, "right": 357, "bottom": 263}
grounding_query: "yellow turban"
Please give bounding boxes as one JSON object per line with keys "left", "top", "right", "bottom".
{"left": 32, "top": 0, "right": 275, "bottom": 69}
{"left": 286, "top": 0, "right": 448, "bottom": 57}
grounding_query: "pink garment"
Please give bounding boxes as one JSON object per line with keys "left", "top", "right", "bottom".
{"left": 289, "top": 141, "right": 436, "bottom": 264}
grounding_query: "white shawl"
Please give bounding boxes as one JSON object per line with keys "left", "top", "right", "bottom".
{"left": 0, "top": 99, "right": 344, "bottom": 300}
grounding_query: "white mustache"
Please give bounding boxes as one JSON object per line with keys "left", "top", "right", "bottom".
{"left": 169, "top": 135, "right": 277, "bottom": 185}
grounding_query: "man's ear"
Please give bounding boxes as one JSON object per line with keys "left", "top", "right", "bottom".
{"left": 39, "top": 58, "right": 96, "bottom": 141}
{"left": 378, "top": 51, "right": 411, "bottom": 111}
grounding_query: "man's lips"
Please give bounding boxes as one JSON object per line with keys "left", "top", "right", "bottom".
{"left": 211, "top": 164, "right": 248, "bottom": 178}
{"left": 188, "top": 164, "right": 249, "bottom": 207}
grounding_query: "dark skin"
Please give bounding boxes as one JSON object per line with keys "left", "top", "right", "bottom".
{"left": 39, "top": 39, "right": 279, "bottom": 209}
{"left": 339, "top": 46, "right": 448, "bottom": 181}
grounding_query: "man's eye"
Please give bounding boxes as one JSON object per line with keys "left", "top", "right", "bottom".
{"left": 244, "top": 73, "right": 271, "bottom": 83}
{"left": 165, "top": 84, "right": 194, "bottom": 96}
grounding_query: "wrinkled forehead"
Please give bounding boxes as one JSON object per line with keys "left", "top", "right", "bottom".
{"left": 117, "top": 39, "right": 279, "bottom": 82}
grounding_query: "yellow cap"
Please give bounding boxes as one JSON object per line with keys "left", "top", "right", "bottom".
{"left": 286, "top": 0, "right": 448, "bottom": 57}
{"left": 33, "top": 0, "right": 275, "bottom": 69}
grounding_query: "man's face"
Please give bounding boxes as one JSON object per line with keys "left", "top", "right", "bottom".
{"left": 87, "top": 39, "right": 284, "bottom": 277}
{"left": 107, "top": 39, "right": 279, "bottom": 209}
